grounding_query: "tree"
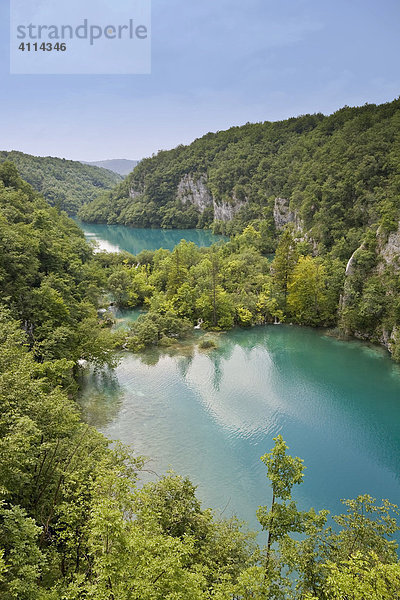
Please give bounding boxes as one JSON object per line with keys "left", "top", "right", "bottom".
{"left": 287, "top": 256, "right": 330, "bottom": 325}
{"left": 317, "top": 552, "right": 400, "bottom": 600}
{"left": 257, "top": 435, "right": 305, "bottom": 571}
{"left": 107, "top": 268, "right": 136, "bottom": 306}
{"left": 0, "top": 505, "right": 44, "bottom": 600}
{"left": 271, "top": 228, "right": 298, "bottom": 311}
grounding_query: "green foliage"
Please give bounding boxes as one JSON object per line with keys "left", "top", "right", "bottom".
{"left": 250, "top": 437, "right": 400, "bottom": 600}
{"left": 271, "top": 227, "right": 299, "bottom": 311}
{"left": 0, "top": 320, "right": 399, "bottom": 600}
{"left": 1, "top": 139, "right": 400, "bottom": 599}
{"left": 340, "top": 229, "right": 400, "bottom": 349}
{"left": 0, "top": 165, "right": 118, "bottom": 367}
{"left": 287, "top": 256, "right": 331, "bottom": 325}
{"left": 77, "top": 99, "right": 400, "bottom": 357}
{"left": 198, "top": 339, "right": 217, "bottom": 349}
{"left": 126, "top": 310, "right": 192, "bottom": 351}
{"left": 0, "top": 152, "right": 121, "bottom": 214}
{"left": 100, "top": 233, "right": 343, "bottom": 354}
{"left": 317, "top": 552, "right": 400, "bottom": 600}
{"left": 0, "top": 504, "right": 44, "bottom": 600}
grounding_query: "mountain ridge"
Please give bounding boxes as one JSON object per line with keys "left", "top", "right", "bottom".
{"left": 81, "top": 158, "right": 139, "bottom": 176}
{"left": 0, "top": 150, "right": 123, "bottom": 214}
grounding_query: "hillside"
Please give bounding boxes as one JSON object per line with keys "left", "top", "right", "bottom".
{"left": 0, "top": 150, "right": 122, "bottom": 214}
{"left": 1, "top": 134, "right": 400, "bottom": 600}
{"left": 78, "top": 98, "right": 400, "bottom": 260}
{"left": 82, "top": 158, "right": 139, "bottom": 175}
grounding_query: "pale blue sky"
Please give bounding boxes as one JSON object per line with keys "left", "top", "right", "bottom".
{"left": 0, "top": 0, "right": 399, "bottom": 161}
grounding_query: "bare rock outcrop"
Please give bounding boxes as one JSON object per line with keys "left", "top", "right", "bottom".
{"left": 177, "top": 173, "right": 247, "bottom": 222}
{"left": 378, "top": 222, "right": 400, "bottom": 271}
{"left": 273, "top": 198, "right": 303, "bottom": 231}
{"left": 177, "top": 174, "right": 214, "bottom": 213}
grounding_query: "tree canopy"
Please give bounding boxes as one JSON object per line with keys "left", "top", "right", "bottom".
{"left": 0, "top": 150, "right": 122, "bottom": 214}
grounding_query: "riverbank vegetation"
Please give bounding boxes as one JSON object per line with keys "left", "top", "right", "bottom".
{"left": 98, "top": 226, "right": 344, "bottom": 351}
{"left": 79, "top": 98, "right": 400, "bottom": 358}
{"left": 98, "top": 218, "right": 400, "bottom": 360}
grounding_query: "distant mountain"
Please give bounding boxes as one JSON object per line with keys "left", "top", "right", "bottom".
{"left": 0, "top": 150, "right": 122, "bottom": 214}
{"left": 81, "top": 159, "right": 139, "bottom": 176}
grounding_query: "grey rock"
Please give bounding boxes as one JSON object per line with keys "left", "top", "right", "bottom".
{"left": 177, "top": 174, "right": 213, "bottom": 213}
{"left": 177, "top": 173, "right": 247, "bottom": 222}
{"left": 213, "top": 196, "right": 246, "bottom": 221}
{"left": 273, "top": 197, "right": 303, "bottom": 231}
{"left": 379, "top": 221, "right": 400, "bottom": 271}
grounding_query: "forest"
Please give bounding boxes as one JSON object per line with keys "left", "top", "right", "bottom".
{"left": 1, "top": 159, "right": 400, "bottom": 598}
{"left": 99, "top": 227, "right": 344, "bottom": 351}
{"left": 0, "top": 150, "right": 122, "bottom": 214}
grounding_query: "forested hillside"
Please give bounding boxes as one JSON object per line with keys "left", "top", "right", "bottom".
{"left": 0, "top": 150, "right": 122, "bottom": 214}
{"left": 0, "top": 160, "right": 119, "bottom": 373}
{"left": 1, "top": 158, "right": 400, "bottom": 599}
{"left": 79, "top": 98, "right": 400, "bottom": 258}
{"left": 79, "top": 98, "right": 400, "bottom": 359}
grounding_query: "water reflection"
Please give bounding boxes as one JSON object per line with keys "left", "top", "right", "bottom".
{"left": 79, "top": 367, "right": 124, "bottom": 428}
{"left": 78, "top": 324, "right": 400, "bottom": 532}
{"left": 75, "top": 219, "right": 228, "bottom": 254}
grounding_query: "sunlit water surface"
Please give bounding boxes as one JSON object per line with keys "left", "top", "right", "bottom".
{"left": 75, "top": 219, "right": 227, "bottom": 254}
{"left": 79, "top": 326, "right": 400, "bottom": 533}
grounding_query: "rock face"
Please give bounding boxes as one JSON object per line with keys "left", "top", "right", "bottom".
{"left": 379, "top": 222, "right": 400, "bottom": 271}
{"left": 129, "top": 188, "right": 141, "bottom": 200}
{"left": 341, "top": 222, "right": 400, "bottom": 356}
{"left": 177, "top": 173, "right": 246, "bottom": 222}
{"left": 273, "top": 198, "right": 303, "bottom": 231}
{"left": 177, "top": 174, "right": 213, "bottom": 213}
{"left": 214, "top": 197, "right": 246, "bottom": 221}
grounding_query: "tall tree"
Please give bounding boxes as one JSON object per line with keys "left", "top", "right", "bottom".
{"left": 257, "top": 435, "right": 305, "bottom": 572}
{"left": 271, "top": 228, "right": 299, "bottom": 311}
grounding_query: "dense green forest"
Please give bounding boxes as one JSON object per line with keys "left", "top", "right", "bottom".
{"left": 96, "top": 221, "right": 400, "bottom": 361}
{"left": 0, "top": 151, "right": 122, "bottom": 214}
{"left": 97, "top": 227, "right": 343, "bottom": 351}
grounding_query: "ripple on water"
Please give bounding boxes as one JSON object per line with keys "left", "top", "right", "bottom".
{"left": 79, "top": 325, "right": 400, "bottom": 533}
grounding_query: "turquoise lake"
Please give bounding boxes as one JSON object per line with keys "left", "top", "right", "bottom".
{"left": 77, "top": 223, "right": 400, "bottom": 535}
{"left": 75, "top": 219, "right": 226, "bottom": 254}
{"left": 79, "top": 324, "right": 400, "bottom": 534}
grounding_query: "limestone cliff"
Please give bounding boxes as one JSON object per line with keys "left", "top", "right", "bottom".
{"left": 176, "top": 174, "right": 213, "bottom": 213}
{"left": 378, "top": 222, "right": 400, "bottom": 271}
{"left": 341, "top": 222, "right": 400, "bottom": 356}
{"left": 273, "top": 197, "right": 303, "bottom": 231}
{"left": 176, "top": 173, "right": 247, "bottom": 222}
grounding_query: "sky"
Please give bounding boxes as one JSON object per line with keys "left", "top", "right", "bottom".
{"left": 0, "top": 0, "right": 399, "bottom": 162}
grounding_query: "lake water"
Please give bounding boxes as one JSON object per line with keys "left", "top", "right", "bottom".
{"left": 75, "top": 219, "right": 226, "bottom": 254}
{"left": 79, "top": 325, "right": 400, "bottom": 534}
